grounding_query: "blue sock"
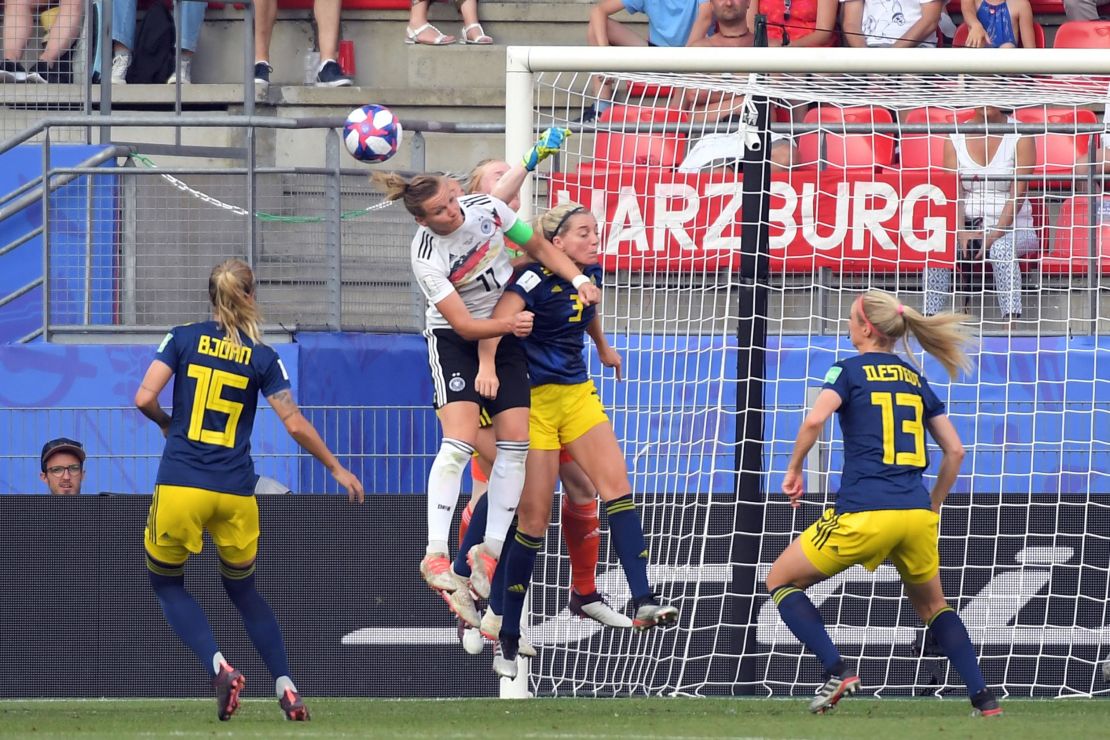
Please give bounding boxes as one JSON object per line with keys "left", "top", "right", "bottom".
{"left": 220, "top": 562, "right": 291, "bottom": 681}
{"left": 147, "top": 565, "right": 221, "bottom": 677}
{"left": 454, "top": 495, "right": 489, "bottom": 578}
{"left": 604, "top": 495, "right": 650, "bottom": 602}
{"left": 928, "top": 607, "right": 986, "bottom": 696}
{"left": 771, "top": 585, "right": 846, "bottom": 676}
{"left": 489, "top": 520, "right": 515, "bottom": 615}
{"left": 500, "top": 531, "right": 542, "bottom": 639}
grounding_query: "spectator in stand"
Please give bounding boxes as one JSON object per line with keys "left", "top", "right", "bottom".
{"left": 840, "top": 0, "right": 942, "bottom": 48}
{"left": 1063, "top": 0, "right": 1106, "bottom": 21}
{"left": 254, "top": 0, "right": 351, "bottom": 90}
{"left": 405, "top": 0, "right": 492, "bottom": 46}
{"left": 1, "top": 0, "right": 83, "bottom": 83}
{"left": 959, "top": 0, "right": 1035, "bottom": 48}
{"left": 923, "top": 105, "right": 1036, "bottom": 321}
{"left": 93, "top": 0, "right": 206, "bottom": 84}
{"left": 584, "top": 0, "right": 710, "bottom": 121}
{"left": 40, "top": 437, "right": 86, "bottom": 496}
{"left": 678, "top": 0, "right": 799, "bottom": 173}
{"left": 753, "top": 0, "right": 839, "bottom": 48}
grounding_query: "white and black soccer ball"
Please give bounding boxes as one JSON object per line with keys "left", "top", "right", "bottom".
{"left": 343, "top": 104, "right": 402, "bottom": 163}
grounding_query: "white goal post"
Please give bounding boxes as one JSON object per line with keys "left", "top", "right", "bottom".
{"left": 503, "top": 45, "right": 1110, "bottom": 699}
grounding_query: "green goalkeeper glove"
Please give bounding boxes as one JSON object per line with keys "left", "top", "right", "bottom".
{"left": 522, "top": 127, "right": 571, "bottom": 172}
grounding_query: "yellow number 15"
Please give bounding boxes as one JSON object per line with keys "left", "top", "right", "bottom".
{"left": 870, "top": 391, "right": 925, "bottom": 467}
{"left": 186, "top": 364, "right": 248, "bottom": 448}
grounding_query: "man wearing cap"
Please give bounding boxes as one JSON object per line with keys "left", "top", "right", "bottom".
{"left": 39, "top": 437, "right": 86, "bottom": 496}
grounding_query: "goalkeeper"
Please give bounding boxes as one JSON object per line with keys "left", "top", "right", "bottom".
{"left": 766, "top": 290, "right": 1002, "bottom": 717}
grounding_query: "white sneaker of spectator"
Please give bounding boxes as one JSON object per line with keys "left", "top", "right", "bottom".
{"left": 111, "top": 52, "right": 131, "bottom": 85}
{"left": 168, "top": 58, "right": 192, "bottom": 85}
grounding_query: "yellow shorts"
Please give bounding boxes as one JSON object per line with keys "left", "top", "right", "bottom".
{"left": 800, "top": 508, "right": 940, "bottom": 584}
{"left": 530, "top": 381, "right": 609, "bottom": 451}
{"left": 144, "top": 484, "right": 260, "bottom": 565}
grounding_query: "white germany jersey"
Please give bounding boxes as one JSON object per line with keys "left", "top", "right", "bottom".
{"left": 410, "top": 193, "right": 519, "bottom": 331}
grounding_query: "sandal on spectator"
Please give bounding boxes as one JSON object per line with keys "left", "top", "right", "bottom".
{"left": 459, "top": 23, "right": 493, "bottom": 45}
{"left": 405, "top": 23, "right": 456, "bottom": 45}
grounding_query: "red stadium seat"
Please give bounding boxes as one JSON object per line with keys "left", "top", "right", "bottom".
{"left": 900, "top": 107, "right": 977, "bottom": 170}
{"left": 589, "top": 105, "right": 689, "bottom": 169}
{"left": 1053, "top": 20, "right": 1110, "bottom": 49}
{"left": 1042, "top": 195, "right": 1110, "bottom": 275}
{"left": 625, "top": 82, "right": 675, "bottom": 101}
{"left": 951, "top": 21, "right": 1045, "bottom": 48}
{"left": 1012, "top": 107, "right": 1099, "bottom": 175}
{"left": 797, "top": 106, "right": 895, "bottom": 170}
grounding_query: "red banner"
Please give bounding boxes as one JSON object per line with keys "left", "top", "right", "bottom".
{"left": 550, "top": 169, "right": 959, "bottom": 273}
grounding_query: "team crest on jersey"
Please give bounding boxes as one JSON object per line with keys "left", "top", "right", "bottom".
{"left": 479, "top": 218, "right": 495, "bottom": 237}
{"left": 449, "top": 374, "right": 466, "bottom": 392}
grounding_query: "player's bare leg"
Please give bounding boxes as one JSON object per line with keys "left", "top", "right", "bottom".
{"left": 566, "top": 424, "right": 679, "bottom": 629}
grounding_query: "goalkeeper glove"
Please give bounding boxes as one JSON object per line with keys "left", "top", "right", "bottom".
{"left": 522, "top": 127, "right": 571, "bottom": 172}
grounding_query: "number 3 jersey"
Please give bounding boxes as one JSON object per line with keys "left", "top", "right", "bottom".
{"left": 822, "top": 352, "right": 945, "bottom": 513}
{"left": 506, "top": 263, "right": 604, "bottom": 387}
{"left": 153, "top": 321, "right": 291, "bottom": 495}
{"left": 410, "top": 193, "right": 519, "bottom": 331}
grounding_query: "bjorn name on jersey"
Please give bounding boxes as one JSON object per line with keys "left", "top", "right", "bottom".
{"left": 411, "top": 193, "right": 517, "bottom": 331}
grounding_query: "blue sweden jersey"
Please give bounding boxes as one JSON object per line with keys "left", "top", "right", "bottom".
{"left": 823, "top": 352, "right": 945, "bottom": 513}
{"left": 506, "top": 264, "right": 604, "bottom": 386}
{"left": 153, "top": 321, "right": 291, "bottom": 495}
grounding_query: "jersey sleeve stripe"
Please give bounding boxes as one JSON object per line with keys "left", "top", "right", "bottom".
{"left": 418, "top": 232, "right": 434, "bottom": 261}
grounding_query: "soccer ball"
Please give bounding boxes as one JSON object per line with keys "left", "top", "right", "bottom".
{"left": 343, "top": 104, "right": 402, "bottom": 163}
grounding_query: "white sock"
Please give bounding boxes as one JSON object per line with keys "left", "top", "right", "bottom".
{"left": 484, "top": 440, "right": 529, "bottom": 556}
{"left": 427, "top": 438, "right": 474, "bottom": 551}
{"left": 212, "top": 651, "right": 226, "bottom": 676}
{"left": 275, "top": 675, "right": 297, "bottom": 698}
{"left": 318, "top": 58, "right": 336, "bottom": 73}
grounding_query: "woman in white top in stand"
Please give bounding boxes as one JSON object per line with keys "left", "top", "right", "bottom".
{"left": 923, "top": 105, "right": 1036, "bottom": 320}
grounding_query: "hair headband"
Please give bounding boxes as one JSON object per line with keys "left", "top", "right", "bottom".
{"left": 546, "top": 206, "right": 587, "bottom": 241}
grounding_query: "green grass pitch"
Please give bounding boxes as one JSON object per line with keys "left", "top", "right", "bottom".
{"left": 2, "top": 697, "right": 1108, "bottom": 739}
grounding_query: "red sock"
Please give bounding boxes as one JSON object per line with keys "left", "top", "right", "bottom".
{"left": 458, "top": 498, "right": 474, "bottom": 545}
{"left": 561, "top": 497, "right": 600, "bottom": 596}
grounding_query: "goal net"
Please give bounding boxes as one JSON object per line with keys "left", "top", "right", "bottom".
{"left": 507, "top": 47, "right": 1110, "bottom": 698}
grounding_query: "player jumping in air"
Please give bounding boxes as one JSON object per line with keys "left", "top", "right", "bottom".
{"left": 481, "top": 202, "right": 680, "bottom": 678}
{"left": 373, "top": 154, "right": 601, "bottom": 628}
{"left": 455, "top": 146, "right": 632, "bottom": 639}
{"left": 766, "top": 290, "right": 1002, "bottom": 717}
{"left": 135, "top": 259, "right": 364, "bottom": 722}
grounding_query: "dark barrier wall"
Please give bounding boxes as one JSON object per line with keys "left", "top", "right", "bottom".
{"left": 0, "top": 495, "right": 505, "bottom": 699}
{"left": 5, "top": 494, "right": 1110, "bottom": 698}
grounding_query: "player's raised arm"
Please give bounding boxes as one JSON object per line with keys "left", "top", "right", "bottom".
{"left": 267, "top": 388, "right": 364, "bottom": 503}
{"left": 135, "top": 359, "right": 174, "bottom": 435}
{"left": 515, "top": 225, "right": 602, "bottom": 306}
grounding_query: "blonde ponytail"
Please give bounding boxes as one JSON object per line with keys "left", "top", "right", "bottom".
{"left": 208, "top": 259, "right": 262, "bottom": 346}
{"left": 857, "top": 290, "right": 973, "bottom": 380}
{"left": 370, "top": 171, "right": 447, "bottom": 218}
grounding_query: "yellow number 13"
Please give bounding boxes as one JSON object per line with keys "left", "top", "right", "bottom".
{"left": 870, "top": 391, "right": 925, "bottom": 467}
{"left": 186, "top": 364, "right": 248, "bottom": 448}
